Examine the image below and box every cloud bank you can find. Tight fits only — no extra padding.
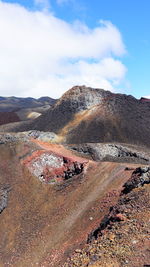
[0,1,126,98]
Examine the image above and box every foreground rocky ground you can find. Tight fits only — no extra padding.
[1,133,149,266]
[64,167,150,267]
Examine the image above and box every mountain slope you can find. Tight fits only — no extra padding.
[31,86,150,147]
[65,167,150,267]
[0,137,143,267]
[0,111,20,126]
[0,86,149,148]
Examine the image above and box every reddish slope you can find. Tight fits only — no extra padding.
[65,167,150,267]
[0,139,143,267]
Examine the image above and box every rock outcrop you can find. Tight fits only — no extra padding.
[22,150,86,184]
[122,166,150,193]
[68,143,150,164]
[0,185,11,214]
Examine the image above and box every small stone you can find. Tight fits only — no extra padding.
[115,213,126,221]
[108,233,115,241]
[132,240,138,244]
[82,258,90,265]
[75,249,82,253]
[89,247,97,254]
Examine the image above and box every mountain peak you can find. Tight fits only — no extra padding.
[56,85,112,112]
[62,85,110,98]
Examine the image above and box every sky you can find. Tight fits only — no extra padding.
[0,0,150,99]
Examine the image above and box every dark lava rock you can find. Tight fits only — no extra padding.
[122,166,150,194]
[0,185,11,214]
[68,143,150,164]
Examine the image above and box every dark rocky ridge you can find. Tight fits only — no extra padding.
[122,166,150,193]
[67,143,150,164]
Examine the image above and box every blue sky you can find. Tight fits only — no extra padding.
[0,0,150,98]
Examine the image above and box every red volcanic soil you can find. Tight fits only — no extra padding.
[0,111,20,125]
[0,139,143,267]
[22,140,88,183]
[31,139,89,162]
[65,168,150,267]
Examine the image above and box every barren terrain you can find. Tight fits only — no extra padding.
[0,86,150,267]
[0,137,146,266]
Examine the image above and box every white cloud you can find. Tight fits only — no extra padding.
[34,0,50,9]
[0,1,127,98]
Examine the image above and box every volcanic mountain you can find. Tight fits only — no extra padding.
[3,85,149,147]
[34,86,150,146]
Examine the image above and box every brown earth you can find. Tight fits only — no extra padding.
[64,168,150,267]
[0,112,20,125]
[0,138,144,267]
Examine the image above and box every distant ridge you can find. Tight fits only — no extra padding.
[0,95,57,126]
[0,96,57,112]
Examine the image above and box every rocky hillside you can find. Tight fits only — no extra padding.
[0,133,148,267]
[1,86,150,148]
[0,132,149,266]
[64,167,150,267]
[27,86,150,147]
